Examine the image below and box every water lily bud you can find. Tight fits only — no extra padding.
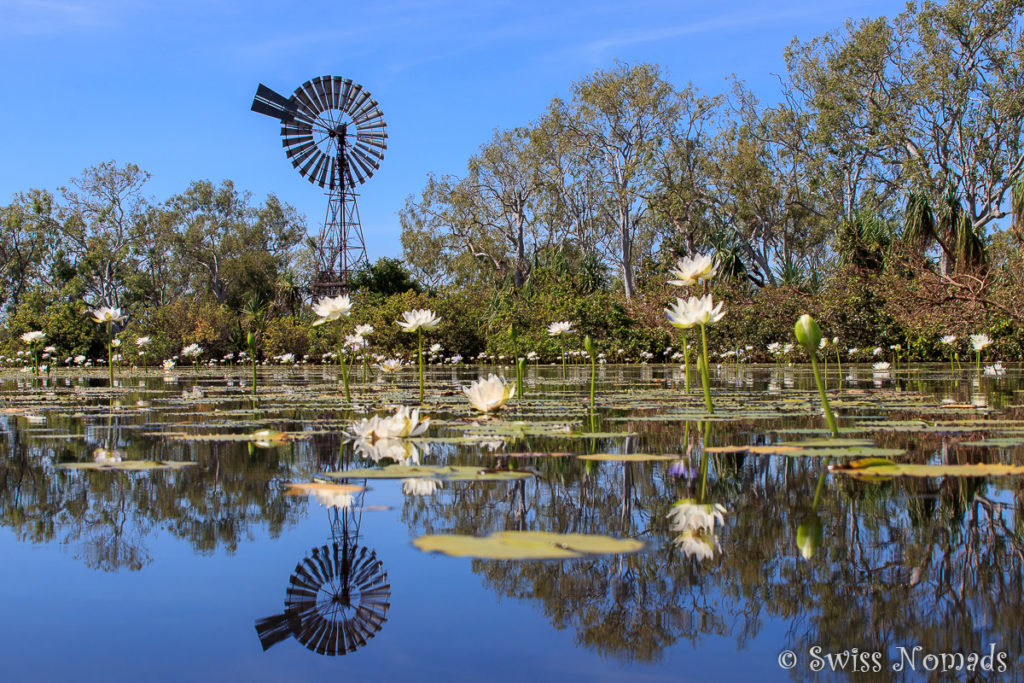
[247,332,256,349]
[584,335,595,357]
[517,357,526,372]
[508,325,518,342]
[794,314,822,354]
[796,513,823,559]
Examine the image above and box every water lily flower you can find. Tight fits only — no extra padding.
[354,324,374,336]
[111,338,121,348]
[547,321,574,336]
[74,355,87,365]
[348,406,429,441]
[397,309,441,332]
[667,253,718,287]
[311,294,353,326]
[181,344,203,358]
[377,358,405,373]
[665,298,697,330]
[162,359,176,369]
[344,333,367,351]
[940,335,956,345]
[970,334,992,351]
[136,336,151,347]
[684,294,725,326]
[873,361,891,371]
[463,374,516,413]
[89,307,126,323]
[402,478,442,497]
[20,331,45,344]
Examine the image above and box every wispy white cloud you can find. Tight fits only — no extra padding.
[0,0,112,36]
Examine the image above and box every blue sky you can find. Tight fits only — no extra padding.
[0,0,906,260]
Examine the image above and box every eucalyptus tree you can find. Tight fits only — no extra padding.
[785,1,1024,258]
[400,127,548,290]
[165,180,304,308]
[0,190,58,315]
[57,161,152,310]
[557,62,680,299]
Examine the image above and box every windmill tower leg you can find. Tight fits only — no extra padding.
[313,147,368,296]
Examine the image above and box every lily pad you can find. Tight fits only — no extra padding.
[284,482,365,496]
[413,531,644,559]
[57,460,197,471]
[576,453,677,462]
[829,458,1024,478]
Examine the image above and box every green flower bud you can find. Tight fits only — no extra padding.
[796,512,823,560]
[247,331,256,349]
[584,335,595,357]
[794,314,822,354]
[508,325,518,342]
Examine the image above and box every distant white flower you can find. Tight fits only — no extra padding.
[429,342,443,354]
[277,353,295,364]
[89,307,126,323]
[311,294,353,326]
[162,359,176,369]
[463,374,516,413]
[377,358,405,373]
[180,344,203,358]
[667,253,718,287]
[526,351,539,361]
[354,324,374,336]
[348,406,429,441]
[547,321,574,336]
[402,478,441,497]
[767,342,781,354]
[344,334,367,350]
[872,347,883,356]
[397,308,441,332]
[74,355,87,365]
[940,335,956,345]
[20,331,45,344]
[970,334,992,351]
[43,345,56,353]
[136,336,151,347]
[873,361,891,371]
[111,338,121,348]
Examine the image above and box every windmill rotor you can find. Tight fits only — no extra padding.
[252,77,387,190]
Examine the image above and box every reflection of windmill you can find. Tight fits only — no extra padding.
[255,503,390,656]
[251,76,387,294]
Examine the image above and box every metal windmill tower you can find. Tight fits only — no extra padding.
[251,76,387,294]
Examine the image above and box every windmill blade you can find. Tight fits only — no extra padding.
[345,153,367,185]
[327,156,338,190]
[354,141,384,161]
[349,146,380,175]
[298,150,323,180]
[251,98,294,123]
[339,80,358,113]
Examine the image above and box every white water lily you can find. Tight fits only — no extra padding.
[136,336,151,347]
[397,308,441,332]
[311,294,353,326]
[970,334,992,351]
[402,478,442,497]
[873,361,891,371]
[685,294,725,326]
[667,253,718,286]
[940,335,956,345]
[547,321,574,336]
[463,374,516,413]
[111,338,121,348]
[89,306,126,323]
[665,298,697,330]
[354,323,374,336]
[162,359,176,369]
[180,343,203,358]
[377,358,405,373]
[74,355,87,365]
[344,333,367,350]
[20,331,45,344]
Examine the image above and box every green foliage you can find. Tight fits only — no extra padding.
[348,257,423,296]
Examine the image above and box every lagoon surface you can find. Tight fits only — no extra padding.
[1,363,1021,681]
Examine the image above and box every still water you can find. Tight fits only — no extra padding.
[0,363,1021,681]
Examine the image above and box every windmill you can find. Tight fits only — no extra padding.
[251,76,387,294]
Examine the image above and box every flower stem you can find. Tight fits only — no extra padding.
[589,352,596,408]
[107,322,114,386]
[338,323,350,402]
[809,354,839,437]
[976,350,981,375]
[834,347,842,386]
[418,329,424,403]
[681,331,691,393]
[698,323,713,414]
[561,339,566,380]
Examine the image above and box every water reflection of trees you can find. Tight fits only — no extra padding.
[402,431,1024,669]
[0,412,315,571]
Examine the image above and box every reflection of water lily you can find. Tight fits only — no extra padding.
[349,406,430,440]
[668,500,726,533]
[93,448,123,464]
[402,478,441,497]
[463,374,516,413]
[984,362,1006,376]
[311,489,354,509]
[673,529,718,561]
[352,437,423,465]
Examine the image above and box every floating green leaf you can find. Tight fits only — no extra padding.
[57,460,197,471]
